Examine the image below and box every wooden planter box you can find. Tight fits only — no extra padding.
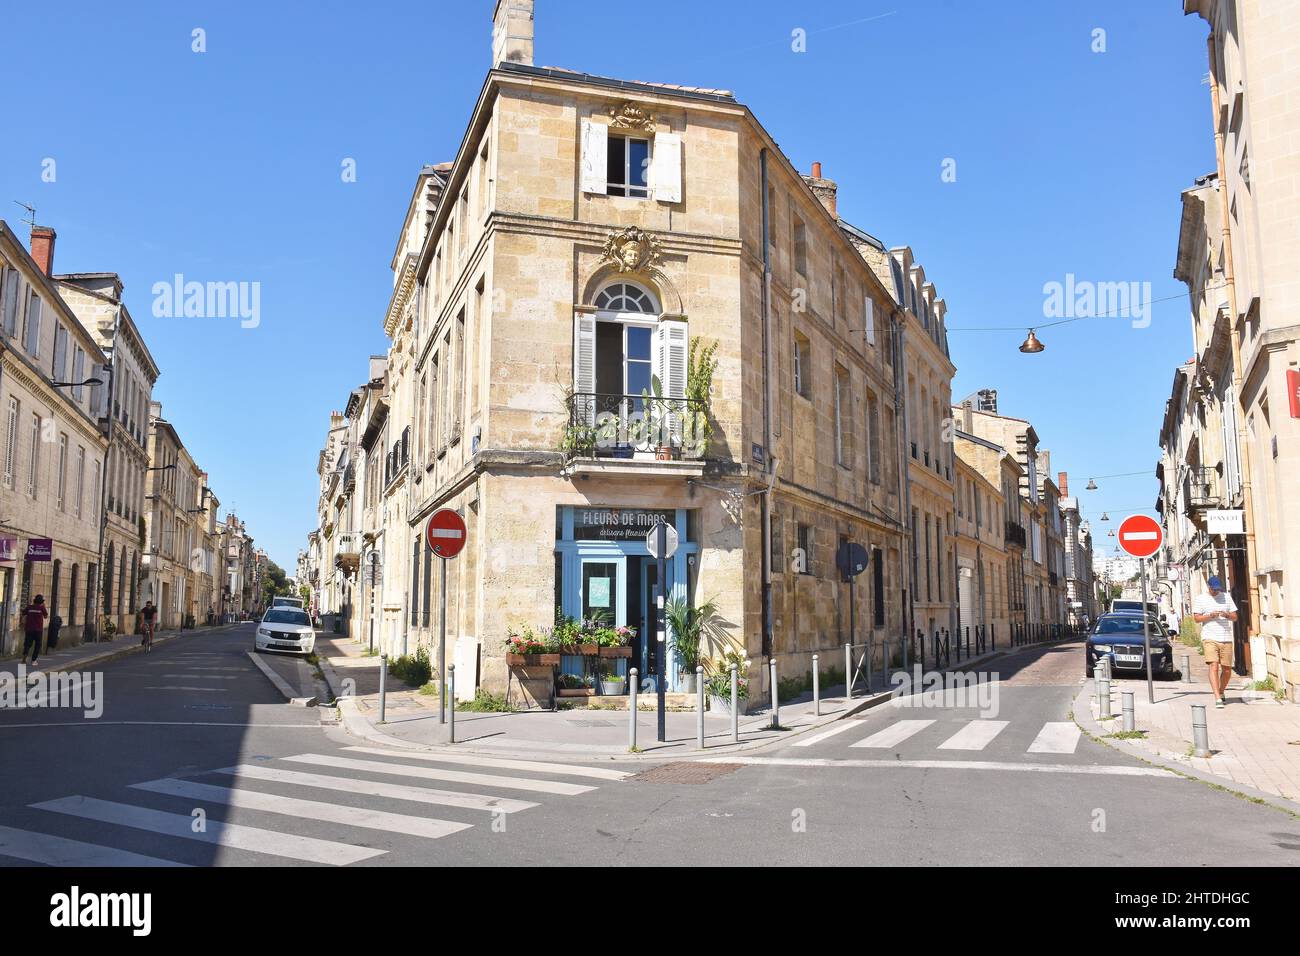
[506,653,561,666]
[559,644,600,656]
[598,646,633,659]
[556,687,596,697]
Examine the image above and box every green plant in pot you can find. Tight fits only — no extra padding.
[665,596,727,694]
[598,667,626,696]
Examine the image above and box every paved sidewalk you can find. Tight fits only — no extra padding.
[1075,642,1300,811]
[0,624,238,679]
[317,631,1075,760]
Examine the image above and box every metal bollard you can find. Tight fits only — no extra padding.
[844,643,853,700]
[696,665,705,749]
[1098,666,1111,719]
[812,655,820,716]
[1181,654,1192,683]
[769,657,779,730]
[1191,704,1210,757]
[448,664,456,744]
[379,653,388,724]
[729,664,739,743]
[629,668,639,750]
[1122,691,1135,732]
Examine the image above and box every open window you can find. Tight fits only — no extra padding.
[572,282,687,455]
[580,119,681,203]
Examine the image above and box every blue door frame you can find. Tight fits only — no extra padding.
[555,507,696,690]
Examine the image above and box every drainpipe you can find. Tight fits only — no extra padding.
[760,149,774,660]
[893,307,915,648]
[89,300,120,642]
[1207,34,1262,659]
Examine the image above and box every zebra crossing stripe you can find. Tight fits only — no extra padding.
[1027,722,1082,754]
[792,720,865,748]
[342,746,630,781]
[937,720,1009,751]
[215,764,538,813]
[849,719,935,748]
[130,778,472,840]
[280,754,596,795]
[32,795,384,866]
[0,823,188,867]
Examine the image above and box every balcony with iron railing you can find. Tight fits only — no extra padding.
[563,392,709,476]
[1184,466,1221,516]
[1004,520,1027,548]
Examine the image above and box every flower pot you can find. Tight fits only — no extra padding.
[557,687,595,697]
[709,694,748,716]
[655,445,677,461]
[598,646,633,658]
[679,672,698,695]
[507,653,561,666]
[598,679,626,696]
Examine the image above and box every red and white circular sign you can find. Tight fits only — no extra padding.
[425,508,467,559]
[1117,514,1162,559]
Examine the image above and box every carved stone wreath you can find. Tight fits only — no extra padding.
[609,101,656,132]
[600,226,663,274]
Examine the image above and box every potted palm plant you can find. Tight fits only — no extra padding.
[665,596,726,694]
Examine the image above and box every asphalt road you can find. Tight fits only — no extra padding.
[1,629,1297,866]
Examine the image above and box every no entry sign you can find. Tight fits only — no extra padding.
[1117,514,1162,559]
[426,508,467,559]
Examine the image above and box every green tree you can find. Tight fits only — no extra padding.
[260,559,294,608]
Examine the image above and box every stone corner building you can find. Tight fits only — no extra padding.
[308,0,971,701]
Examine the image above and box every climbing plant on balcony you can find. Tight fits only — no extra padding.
[684,338,719,457]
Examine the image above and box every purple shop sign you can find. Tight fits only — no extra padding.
[25,538,53,562]
[0,536,15,563]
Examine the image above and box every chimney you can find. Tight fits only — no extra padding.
[492,0,534,68]
[802,162,838,220]
[30,226,56,276]
[1058,472,1069,497]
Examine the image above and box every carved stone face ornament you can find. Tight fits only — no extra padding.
[601,226,662,274]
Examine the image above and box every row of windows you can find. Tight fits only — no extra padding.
[0,265,99,419]
[2,396,99,522]
[792,331,890,486]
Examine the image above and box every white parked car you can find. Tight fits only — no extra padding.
[255,607,315,655]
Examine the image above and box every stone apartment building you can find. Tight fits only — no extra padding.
[953,446,1010,651]
[304,0,954,700]
[54,271,159,637]
[1057,472,1097,627]
[1180,0,1300,693]
[0,222,109,651]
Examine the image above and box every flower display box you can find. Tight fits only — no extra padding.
[556,688,596,698]
[598,646,633,659]
[506,653,561,666]
[559,644,600,656]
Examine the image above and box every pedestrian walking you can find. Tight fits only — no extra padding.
[21,595,48,668]
[141,600,157,652]
[1193,575,1238,709]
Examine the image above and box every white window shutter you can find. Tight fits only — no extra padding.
[654,320,688,444]
[573,313,596,425]
[580,120,607,195]
[864,296,876,345]
[652,133,682,203]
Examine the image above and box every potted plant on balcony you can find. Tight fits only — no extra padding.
[682,339,719,460]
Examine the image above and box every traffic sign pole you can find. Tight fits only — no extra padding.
[440,557,448,724]
[425,508,467,728]
[656,519,667,743]
[1141,557,1154,704]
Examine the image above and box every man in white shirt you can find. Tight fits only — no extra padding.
[1192,575,1237,708]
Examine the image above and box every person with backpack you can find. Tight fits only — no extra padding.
[21,595,48,668]
[141,600,157,652]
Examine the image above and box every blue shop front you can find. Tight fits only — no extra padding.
[554,505,697,691]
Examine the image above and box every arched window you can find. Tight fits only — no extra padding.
[594,282,657,314]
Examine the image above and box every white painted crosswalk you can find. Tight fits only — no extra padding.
[0,747,623,867]
[803,716,1086,756]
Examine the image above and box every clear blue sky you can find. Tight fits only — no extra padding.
[1,0,1213,569]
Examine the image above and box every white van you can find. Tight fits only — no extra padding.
[270,596,305,610]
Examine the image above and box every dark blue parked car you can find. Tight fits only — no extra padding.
[1085,613,1179,679]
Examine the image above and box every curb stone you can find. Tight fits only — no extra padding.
[1071,682,1300,818]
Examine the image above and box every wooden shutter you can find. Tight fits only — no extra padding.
[580,119,607,195]
[573,313,596,425]
[863,296,876,345]
[654,320,688,442]
[652,133,682,203]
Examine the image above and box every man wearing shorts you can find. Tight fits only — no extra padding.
[141,600,157,651]
[1193,575,1237,709]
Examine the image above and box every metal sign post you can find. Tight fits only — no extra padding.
[1140,558,1154,705]
[426,508,468,727]
[646,518,678,743]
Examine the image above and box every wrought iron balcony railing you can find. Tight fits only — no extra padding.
[1184,466,1220,514]
[565,392,709,460]
[1004,520,1027,548]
